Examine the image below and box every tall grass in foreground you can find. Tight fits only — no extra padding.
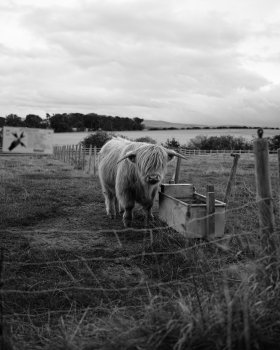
[1,154,280,349]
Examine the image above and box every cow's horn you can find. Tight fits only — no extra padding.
[117,151,136,164]
[167,150,188,160]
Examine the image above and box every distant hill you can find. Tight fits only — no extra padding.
[143,119,204,130]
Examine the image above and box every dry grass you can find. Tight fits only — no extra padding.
[1,153,280,349]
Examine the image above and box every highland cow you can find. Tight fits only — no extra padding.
[98,138,187,227]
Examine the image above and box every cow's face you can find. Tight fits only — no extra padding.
[118,144,188,186]
[123,145,175,186]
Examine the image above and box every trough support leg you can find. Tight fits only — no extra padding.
[206,185,215,239]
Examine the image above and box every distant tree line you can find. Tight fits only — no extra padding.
[81,131,157,149]
[82,131,280,152]
[165,135,280,151]
[149,125,279,131]
[0,113,144,132]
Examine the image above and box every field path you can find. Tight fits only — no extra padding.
[1,156,186,348]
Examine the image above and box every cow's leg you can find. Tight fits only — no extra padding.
[143,205,154,226]
[123,204,134,227]
[118,197,135,227]
[115,197,124,216]
[116,188,135,227]
[118,202,124,215]
[104,191,116,218]
[143,189,157,226]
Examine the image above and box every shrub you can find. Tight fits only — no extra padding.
[268,135,280,151]
[81,130,112,148]
[187,135,252,150]
[134,136,157,144]
[162,137,181,149]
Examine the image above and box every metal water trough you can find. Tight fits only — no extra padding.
[159,183,226,239]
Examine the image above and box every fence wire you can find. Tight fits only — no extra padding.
[1,149,280,340]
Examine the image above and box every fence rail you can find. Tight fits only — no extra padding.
[53,144,100,175]
[52,145,279,175]
[178,148,278,155]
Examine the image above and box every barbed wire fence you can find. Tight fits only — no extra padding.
[1,132,280,348]
[52,144,279,176]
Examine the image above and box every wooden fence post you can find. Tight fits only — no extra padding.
[278,148,280,210]
[74,145,78,168]
[93,146,97,176]
[62,146,66,162]
[87,145,93,174]
[206,185,215,239]
[224,153,240,204]
[174,157,182,184]
[71,145,74,165]
[68,145,71,163]
[65,145,68,162]
[78,144,82,169]
[253,128,276,253]
[82,145,86,170]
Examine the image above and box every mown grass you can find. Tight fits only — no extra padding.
[1,154,280,349]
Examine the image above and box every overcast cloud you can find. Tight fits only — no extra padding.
[0,0,280,126]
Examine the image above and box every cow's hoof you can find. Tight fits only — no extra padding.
[107,213,116,219]
[123,220,132,228]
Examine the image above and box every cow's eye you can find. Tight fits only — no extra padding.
[168,154,175,162]
[128,154,136,163]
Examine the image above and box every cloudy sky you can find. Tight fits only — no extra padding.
[1,0,280,126]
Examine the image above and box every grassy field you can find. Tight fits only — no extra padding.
[1,153,280,349]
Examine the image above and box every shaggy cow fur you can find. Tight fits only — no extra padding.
[98,138,186,227]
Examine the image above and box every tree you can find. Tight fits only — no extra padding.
[135,136,157,144]
[81,130,112,148]
[49,114,72,132]
[24,114,43,128]
[268,135,280,151]
[0,117,5,127]
[5,114,23,127]
[187,135,252,150]
[133,117,144,130]
[162,137,181,149]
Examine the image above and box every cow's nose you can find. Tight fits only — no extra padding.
[147,175,160,184]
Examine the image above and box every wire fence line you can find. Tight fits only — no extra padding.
[0,194,259,236]
[52,144,279,175]
[1,258,272,296]
[1,229,264,269]
[1,198,274,297]
[1,137,280,335]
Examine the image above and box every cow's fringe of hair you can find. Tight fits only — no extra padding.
[136,144,168,174]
